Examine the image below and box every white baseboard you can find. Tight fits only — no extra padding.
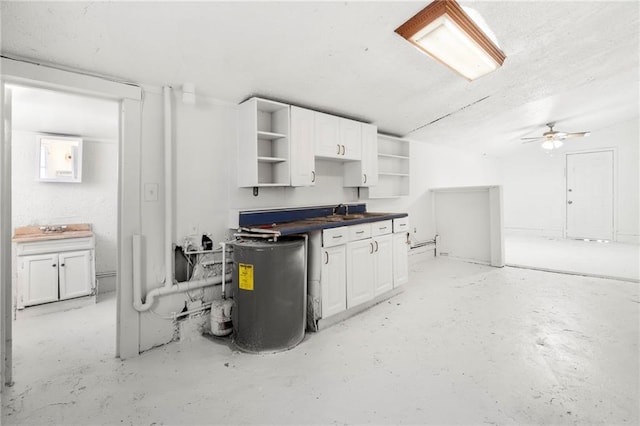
[616,234,640,244]
[505,227,563,238]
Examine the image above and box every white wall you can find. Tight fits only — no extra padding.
[367,141,502,244]
[501,118,639,242]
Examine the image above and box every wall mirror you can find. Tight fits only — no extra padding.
[38,135,83,183]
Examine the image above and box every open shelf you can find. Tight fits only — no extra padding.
[362,134,411,199]
[238,98,291,187]
[258,156,287,163]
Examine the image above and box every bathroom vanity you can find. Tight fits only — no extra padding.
[12,224,96,309]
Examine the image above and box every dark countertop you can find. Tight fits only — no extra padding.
[244,212,408,236]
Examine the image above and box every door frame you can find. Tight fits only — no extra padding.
[564,147,617,241]
[1,57,143,390]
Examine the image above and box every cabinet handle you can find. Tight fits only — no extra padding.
[324,251,329,264]
[369,242,374,254]
[363,174,367,184]
[52,264,57,267]
[375,241,379,252]
[311,170,315,182]
[379,226,387,231]
[356,230,365,234]
[341,145,345,155]
[332,235,343,239]
[60,263,65,267]
[337,144,341,155]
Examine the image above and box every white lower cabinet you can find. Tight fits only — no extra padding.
[346,238,375,308]
[319,217,409,320]
[373,234,393,296]
[320,245,347,318]
[393,218,410,287]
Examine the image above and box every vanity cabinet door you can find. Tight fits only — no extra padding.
[314,111,341,159]
[373,234,393,296]
[19,253,59,307]
[59,250,93,300]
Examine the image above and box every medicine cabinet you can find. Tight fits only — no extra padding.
[38,135,83,183]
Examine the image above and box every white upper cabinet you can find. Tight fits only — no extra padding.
[238,98,291,187]
[314,111,341,159]
[344,123,378,187]
[338,117,362,161]
[314,111,362,161]
[290,106,316,186]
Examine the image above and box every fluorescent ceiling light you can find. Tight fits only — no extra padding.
[395,0,506,80]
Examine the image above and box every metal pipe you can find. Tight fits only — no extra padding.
[163,86,174,287]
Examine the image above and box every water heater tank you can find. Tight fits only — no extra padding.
[231,237,306,353]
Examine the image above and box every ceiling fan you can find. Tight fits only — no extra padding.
[521,122,591,150]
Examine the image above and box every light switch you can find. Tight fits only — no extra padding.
[144,183,159,202]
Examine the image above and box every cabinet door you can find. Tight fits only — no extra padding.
[19,253,59,307]
[373,235,393,296]
[59,250,93,300]
[393,232,409,287]
[320,245,347,318]
[290,106,316,186]
[346,239,375,308]
[361,123,378,186]
[339,118,362,160]
[314,111,341,159]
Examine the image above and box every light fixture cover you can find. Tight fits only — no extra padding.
[395,0,506,80]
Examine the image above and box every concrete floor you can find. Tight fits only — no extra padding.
[506,235,640,282]
[2,256,639,425]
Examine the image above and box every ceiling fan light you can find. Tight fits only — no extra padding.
[541,140,554,150]
[553,140,563,149]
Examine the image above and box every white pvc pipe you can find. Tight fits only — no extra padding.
[132,233,232,312]
[163,86,174,287]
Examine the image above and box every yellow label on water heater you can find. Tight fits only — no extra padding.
[238,263,254,290]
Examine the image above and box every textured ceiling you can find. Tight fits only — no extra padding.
[1,1,638,156]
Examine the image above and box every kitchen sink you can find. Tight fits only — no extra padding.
[306,212,391,223]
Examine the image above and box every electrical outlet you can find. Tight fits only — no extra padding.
[144,183,159,202]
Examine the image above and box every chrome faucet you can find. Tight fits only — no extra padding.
[333,203,349,215]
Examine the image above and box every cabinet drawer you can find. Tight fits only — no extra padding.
[322,226,349,248]
[348,223,371,241]
[393,217,410,233]
[16,236,95,256]
[371,220,393,236]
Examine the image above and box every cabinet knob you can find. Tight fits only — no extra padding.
[52,264,57,267]
[60,263,65,267]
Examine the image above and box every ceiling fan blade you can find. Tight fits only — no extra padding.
[520,136,544,141]
[565,131,591,138]
[521,139,540,144]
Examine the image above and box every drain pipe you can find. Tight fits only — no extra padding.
[133,234,232,312]
[163,86,175,287]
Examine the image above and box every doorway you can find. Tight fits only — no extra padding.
[2,57,144,389]
[566,150,614,240]
[9,84,119,383]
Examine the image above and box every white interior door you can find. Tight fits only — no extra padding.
[566,150,614,240]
